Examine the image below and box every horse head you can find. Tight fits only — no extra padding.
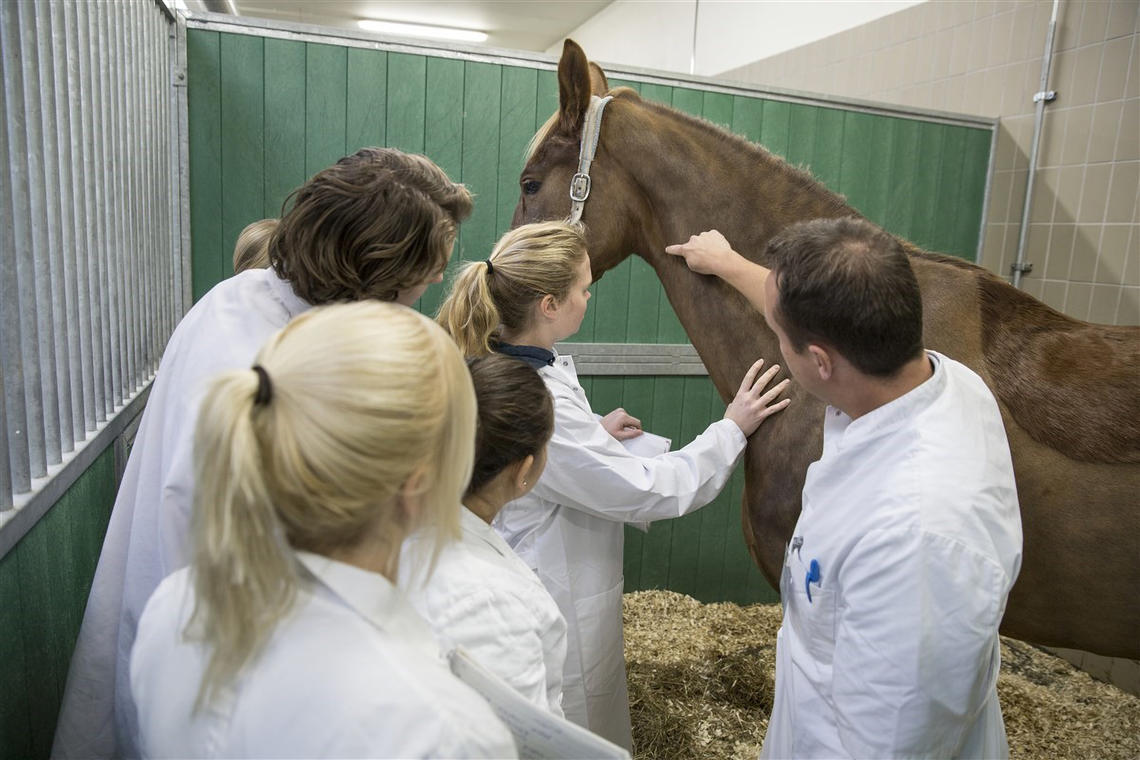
[512,40,646,280]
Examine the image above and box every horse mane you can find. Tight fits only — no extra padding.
[635,95,855,221]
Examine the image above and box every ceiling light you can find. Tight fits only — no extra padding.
[357,19,488,43]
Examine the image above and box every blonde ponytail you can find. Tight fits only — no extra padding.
[436,260,501,357]
[190,367,295,709]
[436,221,588,356]
[187,301,476,709]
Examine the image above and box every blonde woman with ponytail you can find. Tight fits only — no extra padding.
[128,302,515,758]
[436,221,792,751]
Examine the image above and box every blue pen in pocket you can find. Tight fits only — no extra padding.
[805,559,821,603]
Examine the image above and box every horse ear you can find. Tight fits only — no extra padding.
[557,39,592,136]
[588,62,610,96]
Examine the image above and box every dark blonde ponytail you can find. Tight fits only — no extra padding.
[436,221,588,356]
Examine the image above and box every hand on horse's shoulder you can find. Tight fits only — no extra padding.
[724,358,791,437]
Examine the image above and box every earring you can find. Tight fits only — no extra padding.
[522,480,528,486]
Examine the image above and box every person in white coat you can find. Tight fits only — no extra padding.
[666,220,1022,758]
[436,221,791,750]
[401,353,567,715]
[129,301,516,757]
[54,148,473,759]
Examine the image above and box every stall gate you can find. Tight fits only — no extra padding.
[185,18,994,609]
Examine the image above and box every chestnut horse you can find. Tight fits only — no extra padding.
[513,41,1140,659]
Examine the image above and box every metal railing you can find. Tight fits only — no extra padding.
[0,0,184,547]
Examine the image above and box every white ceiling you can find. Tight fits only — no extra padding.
[204,1,613,53]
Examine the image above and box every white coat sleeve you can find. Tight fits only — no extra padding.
[830,526,1007,758]
[533,394,747,524]
[431,585,557,714]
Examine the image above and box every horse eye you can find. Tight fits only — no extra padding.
[522,179,542,195]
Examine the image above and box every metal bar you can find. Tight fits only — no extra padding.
[0,383,152,560]
[976,119,1000,266]
[78,0,107,425]
[37,0,76,455]
[12,2,51,477]
[139,3,155,376]
[90,1,113,420]
[66,0,96,434]
[0,1,31,499]
[110,0,132,403]
[554,343,709,376]
[173,13,191,318]
[0,373,10,510]
[145,3,162,376]
[155,6,172,368]
[1012,0,1060,288]
[97,2,122,410]
[125,0,142,395]
[53,0,87,444]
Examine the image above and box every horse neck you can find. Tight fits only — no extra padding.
[610,99,854,398]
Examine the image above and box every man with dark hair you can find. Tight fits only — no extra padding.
[666,219,1022,759]
[55,148,472,760]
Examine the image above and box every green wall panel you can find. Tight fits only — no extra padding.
[0,449,117,759]
[186,28,992,604]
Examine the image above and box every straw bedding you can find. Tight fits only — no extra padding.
[623,590,1140,760]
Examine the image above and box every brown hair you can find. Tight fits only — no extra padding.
[437,221,587,356]
[766,217,924,377]
[466,354,554,495]
[269,148,473,304]
[232,218,277,273]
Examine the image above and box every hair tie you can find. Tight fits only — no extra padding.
[484,259,494,276]
[251,365,273,406]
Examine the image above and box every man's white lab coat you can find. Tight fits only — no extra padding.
[761,352,1022,759]
[130,553,517,758]
[494,354,746,751]
[53,268,311,759]
[400,506,569,715]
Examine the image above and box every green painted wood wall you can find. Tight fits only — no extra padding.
[186,29,992,606]
[0,448,117,758]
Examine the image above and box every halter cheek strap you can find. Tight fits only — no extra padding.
[568,94,614,224]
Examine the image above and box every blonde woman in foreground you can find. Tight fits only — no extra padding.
[436,221,791,751]
[129,302,516,758]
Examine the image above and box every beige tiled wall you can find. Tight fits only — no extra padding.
[723,0,1140,327]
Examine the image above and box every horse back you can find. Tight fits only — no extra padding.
[915,252,1139,465]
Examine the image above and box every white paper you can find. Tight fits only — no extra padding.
[449,648,632,760]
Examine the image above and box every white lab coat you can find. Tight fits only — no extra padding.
[494,354,746,751]
[399,506,569,716]
[130,552,518,758]
[53,268,312,759]
[761,352,1022,759]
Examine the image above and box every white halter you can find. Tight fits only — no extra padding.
[568,95,614,224]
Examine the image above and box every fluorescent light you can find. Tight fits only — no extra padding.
[357,19,488,43]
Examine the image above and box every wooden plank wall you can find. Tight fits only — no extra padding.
[186,29,992,605]
[0,449,117,757]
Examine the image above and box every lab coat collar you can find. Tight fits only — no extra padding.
[263,270,312,321]
[294,551,440,661]
[460,506,515,559]
[823,351,946,453]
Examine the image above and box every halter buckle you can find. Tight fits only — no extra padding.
[569,172,592,203]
